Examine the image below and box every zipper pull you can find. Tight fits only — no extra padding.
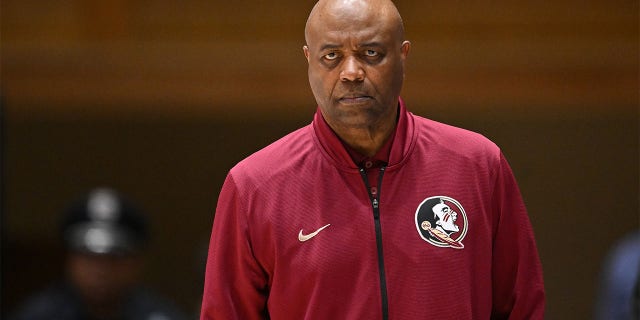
[372,198,379,209]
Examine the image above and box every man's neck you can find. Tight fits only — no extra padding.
[331,119,396,157]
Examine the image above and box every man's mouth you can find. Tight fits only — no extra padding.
[338,95,373,105]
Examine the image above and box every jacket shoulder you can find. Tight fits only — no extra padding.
[228,124,315,182]
[413,115,501,158]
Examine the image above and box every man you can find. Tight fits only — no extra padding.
[200,0,545,319]
[10,188,187,320]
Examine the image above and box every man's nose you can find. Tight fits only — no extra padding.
[340,56,364,82]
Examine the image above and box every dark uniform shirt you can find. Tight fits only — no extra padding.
[10,281,188,320]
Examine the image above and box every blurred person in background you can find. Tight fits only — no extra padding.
[10,187,188,320]
[595,231,640,320]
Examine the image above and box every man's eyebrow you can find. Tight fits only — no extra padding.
[358,42,384,48]
[319,44,341,51]
[318,42,384,51]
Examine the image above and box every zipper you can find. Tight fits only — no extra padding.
[359,166,389,320]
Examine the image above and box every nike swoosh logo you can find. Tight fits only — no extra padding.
[298,224,331,242]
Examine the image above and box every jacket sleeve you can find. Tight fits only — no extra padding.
[200,173,269,320]
[490,153,545,319]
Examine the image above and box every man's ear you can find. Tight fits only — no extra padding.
[401,41,411,60]
[303,45,310,62]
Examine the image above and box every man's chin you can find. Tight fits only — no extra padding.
[335,118,379,130]
[322,104,387,129]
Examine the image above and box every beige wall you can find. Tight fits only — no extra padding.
[2,1,638,319]
[2,1,636,114]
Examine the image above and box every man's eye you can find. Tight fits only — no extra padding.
[324,52,338,60]
[365,50,378,57]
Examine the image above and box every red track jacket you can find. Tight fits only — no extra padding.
[201,100,545,319]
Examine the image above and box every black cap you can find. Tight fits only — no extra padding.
[61,188,149,255]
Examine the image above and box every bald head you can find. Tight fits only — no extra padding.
[302,0,410,156]
[305,0,405,46]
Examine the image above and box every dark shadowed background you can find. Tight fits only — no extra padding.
[2,1,638,319]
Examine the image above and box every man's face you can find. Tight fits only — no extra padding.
[304,3,410,130]
[67,251,142,306]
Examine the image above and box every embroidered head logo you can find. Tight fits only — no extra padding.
[415,196,468,249]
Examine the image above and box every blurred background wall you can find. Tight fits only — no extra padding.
[1,0,638,318]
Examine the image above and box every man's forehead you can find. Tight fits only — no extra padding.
[311,28,390,48]
[310,9,380,31]
[306,18,397,49]
[305,0,403,46]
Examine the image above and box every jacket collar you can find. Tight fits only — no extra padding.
[312,97,415,171]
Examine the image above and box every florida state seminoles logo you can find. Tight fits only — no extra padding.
[415,196,468,249]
